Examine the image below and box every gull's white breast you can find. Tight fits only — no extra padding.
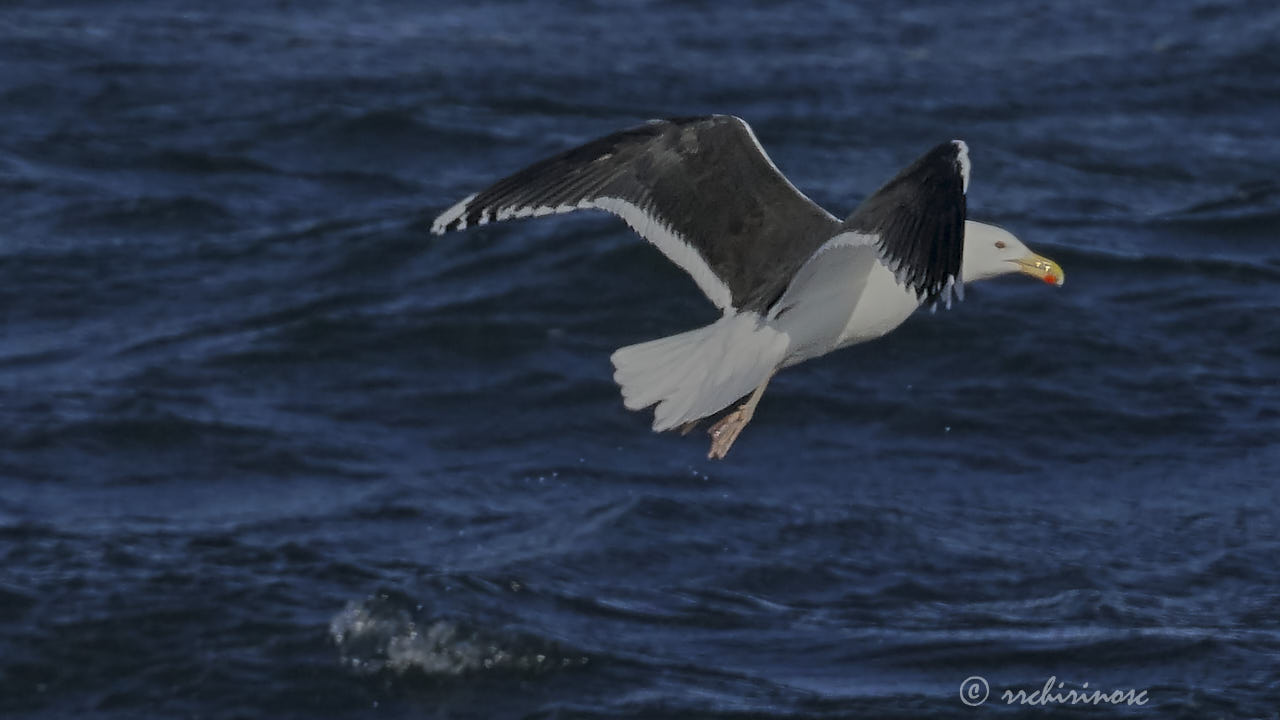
[833,262,922,348]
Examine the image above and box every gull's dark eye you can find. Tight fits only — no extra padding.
[994,241,1007,249]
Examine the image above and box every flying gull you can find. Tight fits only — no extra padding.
[431,115,1063,459]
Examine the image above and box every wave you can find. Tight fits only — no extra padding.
[136,149,279,175]
[10,411,261,453]
[330,590,590,679]
[50,195,235,235]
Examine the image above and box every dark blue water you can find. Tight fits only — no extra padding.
[2,2,1278,718]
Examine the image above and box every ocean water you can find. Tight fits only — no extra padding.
[2,1,1278,718]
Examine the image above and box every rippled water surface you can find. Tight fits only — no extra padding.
[2,1,1279,718]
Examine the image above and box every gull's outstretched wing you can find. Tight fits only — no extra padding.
[762,139,970,360]
[839,139,969,309]
[431,115,840,314]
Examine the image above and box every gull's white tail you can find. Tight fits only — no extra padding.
[610,313,789,431]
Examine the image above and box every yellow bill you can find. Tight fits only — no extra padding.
[1015,253,1065,286]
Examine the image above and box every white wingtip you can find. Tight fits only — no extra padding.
[929,274,965,313]
[430,192,477,235]
[952,140,970,194]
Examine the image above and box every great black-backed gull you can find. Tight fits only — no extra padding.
[431,115,1063,459]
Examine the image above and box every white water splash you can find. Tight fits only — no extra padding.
[329,593,588,677]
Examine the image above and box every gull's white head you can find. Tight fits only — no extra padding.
[960,221,1064,286]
